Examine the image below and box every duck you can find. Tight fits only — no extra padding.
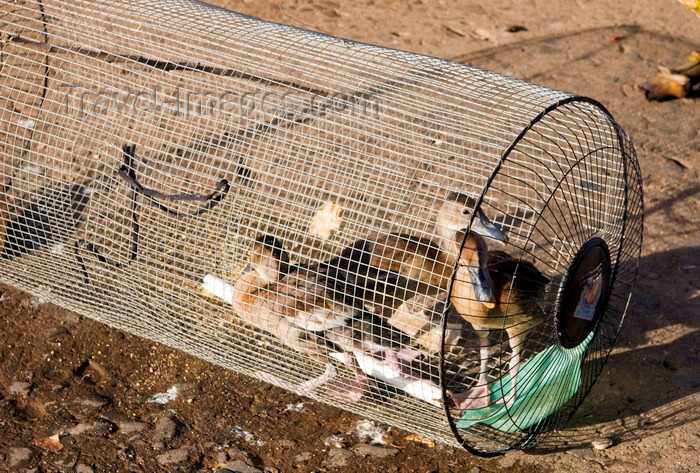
[448,235,550,410]
[232,234,354,359]
[322,192,508,319]
[232,235,425,403]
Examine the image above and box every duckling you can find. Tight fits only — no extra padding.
[324,192,508,318]
[231,235,326,358]
[232,235,412,402]
[254,310,428,404]
[434,192,508,262]
[448,236,550,410]
[233,235,382,356]
[232,235,359,400]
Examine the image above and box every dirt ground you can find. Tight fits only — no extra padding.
[1,0,699,472]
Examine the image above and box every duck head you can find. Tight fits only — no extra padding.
[458,231,497,309]
[244,234,290,284]
[438,192,508,246]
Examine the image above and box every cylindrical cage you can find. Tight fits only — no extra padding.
[0,0,643,453]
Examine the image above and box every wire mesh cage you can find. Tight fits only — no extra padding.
[0,0,643,454]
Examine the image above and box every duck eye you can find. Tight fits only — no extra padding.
[462,208,470,215]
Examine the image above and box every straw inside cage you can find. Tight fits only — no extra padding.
[0,0,642,454]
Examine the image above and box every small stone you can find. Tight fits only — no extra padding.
[61,311,81,325]
[353,420,388,445]
[495,454,517,469]
[468,467,481,473]
[571,446,596,459]
[225,446,253,463]
[156,447,190,465]
[119,421,150,435]
[221,460,262,473]
[277,439,297,448]
[293,451,313,463]
[152,416,178,445]
[9,381,32,397]
[45,326,70,336]
[8,447,33,468]
[148,386,178,405]
[66,394,110,410]
[67,420,115,436]
[76,464,95,473]
[52,453,79,470]
[326,448,354,468]
[592,438,614,450]
[645,451,662,461]
[351,444,399,458]
[17,118,36,129]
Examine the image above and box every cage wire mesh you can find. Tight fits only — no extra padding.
[0,0,643,454]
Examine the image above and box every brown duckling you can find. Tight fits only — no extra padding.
[449,236,550,410]
[232,235,354,359]
[232,235,414,403]
[324,192,507,318]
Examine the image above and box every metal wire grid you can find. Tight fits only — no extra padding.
[442,100,642,452]
[0,0,642,452]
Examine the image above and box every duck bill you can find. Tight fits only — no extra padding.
[467,266,496,309]
[471,211,508,245]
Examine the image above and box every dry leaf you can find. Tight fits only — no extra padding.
[639,51,700,101]
[638,67,690,100]
[34,433,63,453]
[677,0,700,16]
[405,434,436,447]
[674,51,700,78]
[309,201,342,240]
[667,157,692,170]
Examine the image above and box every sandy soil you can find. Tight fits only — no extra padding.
[1,0,699,472]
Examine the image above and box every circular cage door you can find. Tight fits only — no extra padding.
[443,97,643,454]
